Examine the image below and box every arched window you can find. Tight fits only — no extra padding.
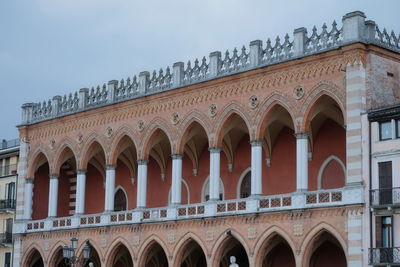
[114,188,127,211]
[202,177,224,202]
[240,171,251,198]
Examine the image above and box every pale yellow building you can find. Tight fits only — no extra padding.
[0,139,18,267]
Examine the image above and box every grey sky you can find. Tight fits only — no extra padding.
[0,0,399,140]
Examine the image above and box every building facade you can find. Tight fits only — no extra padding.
[12,11,400,267]
[367,106,400,266]
[0,139,19,267]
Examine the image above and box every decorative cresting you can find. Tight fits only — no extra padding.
[21,11,398,125]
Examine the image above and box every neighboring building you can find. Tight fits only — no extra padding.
[367,106,400,266]
[11,11,400,267]
[0,139,19,267]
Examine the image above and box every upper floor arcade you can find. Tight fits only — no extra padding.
[15,11,400,234]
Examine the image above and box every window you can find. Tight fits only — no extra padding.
[381,216,393,248]
[114,188,127,211]
[202,178,224,202]
[379,121,392,140]
[378,161,392,205]
[239,171,251,198]
[4,252,11,267]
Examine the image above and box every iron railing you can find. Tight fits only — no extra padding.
[370,188,400,207]
[369,247,400,265]
[1,139,19,150]
[0,233,12,244]
[0,164,17,177]
[0,199,16,210]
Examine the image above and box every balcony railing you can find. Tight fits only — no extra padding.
[370,188,400,208]
[0,199,16,211]
[0,233,12,244]
[0,164,17,177]
[369,247,400,265]
[1,139,19,150]
[14,186,363,234]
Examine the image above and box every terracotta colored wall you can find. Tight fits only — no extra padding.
[321,160,345,189]
[182,147,209,203]
[147,158,171,208]
[32,163,49,220]
[265,127,296,195]
[225,135,251,200]
[57,170,71,217]
[309,119,346,190]
[115,159,137,209]
[311,242,346,267]
[85,164,105,214]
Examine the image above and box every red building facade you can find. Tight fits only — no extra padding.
[13,11,400,267]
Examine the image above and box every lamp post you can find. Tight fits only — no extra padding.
[63,237,92,267]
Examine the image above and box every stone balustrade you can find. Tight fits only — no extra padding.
[14,186,363,234]
[19,11,400,126]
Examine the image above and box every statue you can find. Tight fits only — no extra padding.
[229,256,239,267]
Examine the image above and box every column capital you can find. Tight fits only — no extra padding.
[106,164,116,170]
[208,147,222,153]
[294,132,309,139]
[77,169,87,175]
[250,140,264,146]
[171,154,184,160]
[137,159,149,165]
[50,174,59,180]
[25,178,34,184]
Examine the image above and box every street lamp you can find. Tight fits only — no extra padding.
[62,237,91,266]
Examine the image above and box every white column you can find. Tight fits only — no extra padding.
[104,165,116,212]
[296,133,309,191]
[209,147,221,201]
[171,154,183,205]
[251,140,263,196]
[48,174,59,217]
[23,178,34,220]
[137,160,148,208]
[75,170,86,215]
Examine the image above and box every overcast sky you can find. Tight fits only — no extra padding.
[0,0,399,140]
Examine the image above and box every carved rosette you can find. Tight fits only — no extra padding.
[106,127,113,138]
[138,120,145,132]
[171,112,180,125]
[209,104,217,117]
[293,85,305,100]
[249,95,259,109]
[77,133,83,144]
[50,138,56,149]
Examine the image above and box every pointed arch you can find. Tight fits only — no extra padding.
[22,244,46,267]
[201,176,225,202]
[299,222,347,267]
[300,82,345,133]
[177,110,212,154]
[79,133,108,170]
[210,229,250,267]
[137,235,170,267]
[27,147,51,178]
[168,178,190,204]
[53,143,78,175]
[140,118,175,159]
[76,238,103,265]
[104,236,135,267]
[254,95,296,139]
[48,241,68,267]
[114,186,128,211]
[109,125,139,165]
[253,226,298,267]
[172,232,209,267]
[317,155,346,189]
[236,167,251,199]
[214,102,252,147]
